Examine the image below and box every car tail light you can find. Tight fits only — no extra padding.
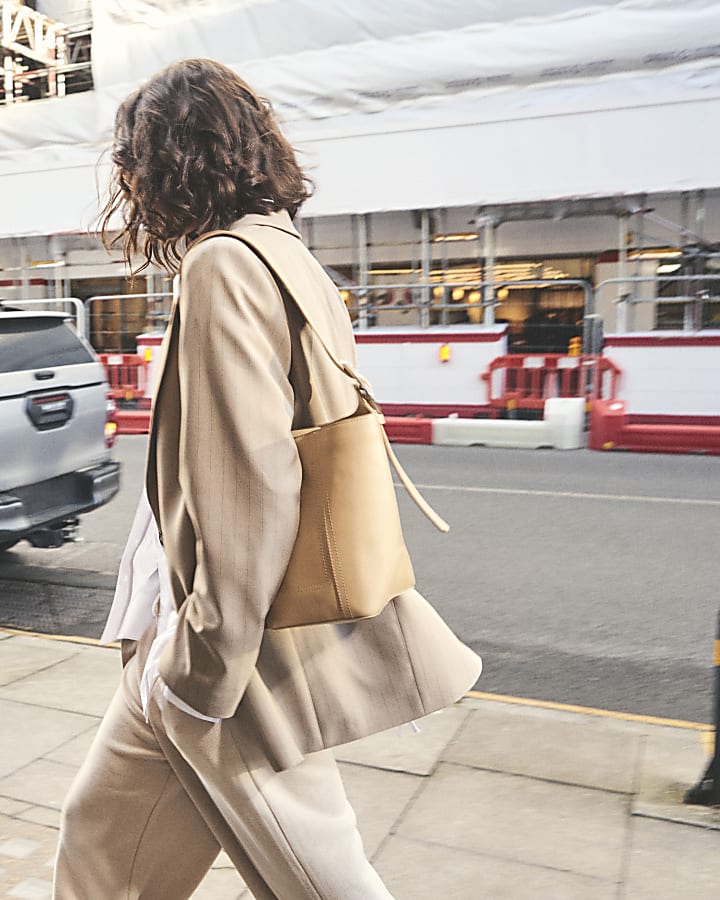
[105,395,118,448]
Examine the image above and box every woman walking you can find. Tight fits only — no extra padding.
[53,58,481,899]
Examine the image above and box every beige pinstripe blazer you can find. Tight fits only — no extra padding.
[145,210,481,769]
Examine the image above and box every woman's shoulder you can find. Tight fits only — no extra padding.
[182,231,262,277]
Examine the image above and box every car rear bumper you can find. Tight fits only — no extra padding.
[0,462,121,541]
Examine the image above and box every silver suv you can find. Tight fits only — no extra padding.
[0,309,120,550]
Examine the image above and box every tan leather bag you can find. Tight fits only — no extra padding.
[194,231,448,629]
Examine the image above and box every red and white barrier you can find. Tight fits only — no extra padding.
[99,353,149,403]
[589,400,720,455]
[386,398,586,450]
[482,354,620,414]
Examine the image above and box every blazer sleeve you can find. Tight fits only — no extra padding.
[157,235,301,719]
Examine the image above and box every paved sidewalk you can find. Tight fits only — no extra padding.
[0,630,718,900]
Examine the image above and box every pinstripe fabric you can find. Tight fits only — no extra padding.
[144,211,481,764]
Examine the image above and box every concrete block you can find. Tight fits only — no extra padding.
[545,397,586,449]
[432,397,585,449]
[431,417,555,449]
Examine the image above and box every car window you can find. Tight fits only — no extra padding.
[0,318,94,373]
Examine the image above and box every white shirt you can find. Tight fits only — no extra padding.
[101,490,220,723]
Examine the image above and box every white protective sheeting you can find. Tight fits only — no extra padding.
[36,2,92,28]
[3,0,720,236]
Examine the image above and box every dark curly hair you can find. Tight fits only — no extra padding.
[99,58,313,273]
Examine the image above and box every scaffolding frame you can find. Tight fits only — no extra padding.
[0,1,91,104]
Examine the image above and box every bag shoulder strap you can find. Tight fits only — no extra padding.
[189,229,357,384]
[186,229,449,533]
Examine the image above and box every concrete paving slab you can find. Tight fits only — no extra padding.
[633,725,720,830]
[624,817,720,900]
[0,699,96,779]
[43,726,98,768]
[338,763,420,857]
[0,646,119,717]
[397,762,627,881]
[190,866,247,899]
[374,834,616,900]
[0,801,30,818]
[8,542,121,578]
[445,702,641,793]
[0,637,77,688]
[335,706,469,776]
[0,760,77,811]
[16,807,61,831]
[0,815,58,898]
[211,850,234,869]
[7,876,53,898]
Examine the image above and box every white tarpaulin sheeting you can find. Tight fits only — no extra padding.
[3,0,720,236]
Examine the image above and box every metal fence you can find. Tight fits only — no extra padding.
[86,292,173,352]
[598,274,720,333]
[10,274,720,355]
[337,277,593,354]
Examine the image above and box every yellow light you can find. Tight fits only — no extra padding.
[105,421,118,439]
[451,288,465,301]
[339,290,351,304]
[467,290,481,303]
[497,287,510,301]
[431,233,477,243]
[143,347,153,362]
[432,286,445,298]
[438,343,451,363]
[628,248,682,260]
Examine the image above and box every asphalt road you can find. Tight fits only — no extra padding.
[2,435,719,724]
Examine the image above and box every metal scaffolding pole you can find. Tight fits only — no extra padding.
[420,209,431,328]
[616,213,629,333]
[356,213,369,330]
[482,218,496,327]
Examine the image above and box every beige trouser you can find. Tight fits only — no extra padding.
[53,647,393,899]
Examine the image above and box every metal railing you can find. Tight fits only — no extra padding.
[597,275,720,333]
[341,277,592,331]
[9,273,720,356]
[86,292,173,351]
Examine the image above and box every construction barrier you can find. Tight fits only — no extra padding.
[114,408,152,435]
[382,416,433,444]
[99,353,149,403]
[481,354,621,414]
[431,398,585,449]
[589,400,720,455]
[383,399,586,450]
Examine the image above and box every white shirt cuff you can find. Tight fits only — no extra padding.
[161,683,222,723]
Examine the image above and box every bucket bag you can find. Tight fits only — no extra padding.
[191,231,448,629]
